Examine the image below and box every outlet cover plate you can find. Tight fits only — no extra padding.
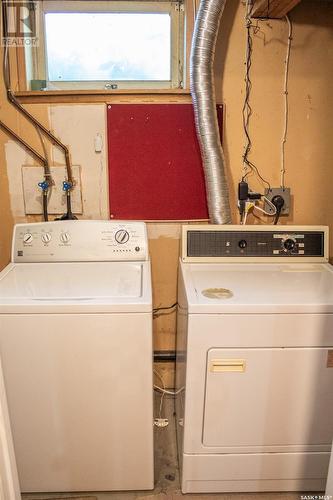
[264,187,290,215]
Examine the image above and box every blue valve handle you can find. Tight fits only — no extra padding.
[38,180,49,192]
[62,181,73,192]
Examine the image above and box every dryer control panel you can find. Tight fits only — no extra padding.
[12,221,148,262]
[182,225,329,263]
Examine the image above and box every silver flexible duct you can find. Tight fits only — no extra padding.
[190,0,232,224]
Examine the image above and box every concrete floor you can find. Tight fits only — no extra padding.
[22,395,323,500]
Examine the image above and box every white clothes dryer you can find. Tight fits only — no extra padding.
[176,225,333,494]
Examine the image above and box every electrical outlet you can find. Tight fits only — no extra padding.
[154,418,169,428]
[264,187,290,215]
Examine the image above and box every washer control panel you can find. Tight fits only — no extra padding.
[12,221,148,262]
[182,225,329,262]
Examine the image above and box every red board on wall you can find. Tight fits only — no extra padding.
[107,104,223,220]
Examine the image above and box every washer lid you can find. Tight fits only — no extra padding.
[0,262,152,313]
[181,262,333,313]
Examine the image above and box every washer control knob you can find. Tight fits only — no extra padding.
[41,232,52,244]
[60,232,71,244]
[115,229,130,244]
[283,238,296,252]
[238,239,247,249]
[23,233,33,244]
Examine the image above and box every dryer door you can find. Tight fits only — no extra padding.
[203,347,333,453]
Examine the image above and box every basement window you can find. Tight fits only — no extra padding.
[27,0,184,91]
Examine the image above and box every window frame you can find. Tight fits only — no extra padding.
[27,0,184,91]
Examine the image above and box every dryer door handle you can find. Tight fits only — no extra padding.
[210,359,246,373]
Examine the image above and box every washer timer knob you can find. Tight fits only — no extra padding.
[60,232,71,244]
[283,238,296,252]
[41,233,52,244]
[115,229,130,244]
[23,233,33,244]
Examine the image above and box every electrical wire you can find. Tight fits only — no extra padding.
[154,385,184,396]
[280,14,292,189]
[153,369,166,419]
[153,370,184,396]
[242,201,254,225]
[153,369,184,423]
[242,0,271,190]
[254,196,277,216]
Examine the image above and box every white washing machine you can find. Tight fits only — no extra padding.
[0,220,153,493]
[0,356,20,499]
[176,224,333,494]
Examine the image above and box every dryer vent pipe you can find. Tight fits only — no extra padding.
[190,0,232,224]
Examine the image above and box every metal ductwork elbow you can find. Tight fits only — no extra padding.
[190,0,232,224]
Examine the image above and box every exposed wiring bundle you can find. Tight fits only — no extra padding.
[241,0,271,191]
[239,1,293,225]
[238,180,278,224]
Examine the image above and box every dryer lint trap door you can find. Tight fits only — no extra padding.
[204,347,333,453]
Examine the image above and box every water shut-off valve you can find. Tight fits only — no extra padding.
[62,180,73,192]
[38,180,49,193]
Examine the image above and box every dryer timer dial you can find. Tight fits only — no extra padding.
[283,238,297,252]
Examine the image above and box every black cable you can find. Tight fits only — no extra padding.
[272,195,284,225]
[242,159,271,189]
[55,192,77,220]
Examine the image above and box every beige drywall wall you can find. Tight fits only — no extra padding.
[0,0,333,384]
